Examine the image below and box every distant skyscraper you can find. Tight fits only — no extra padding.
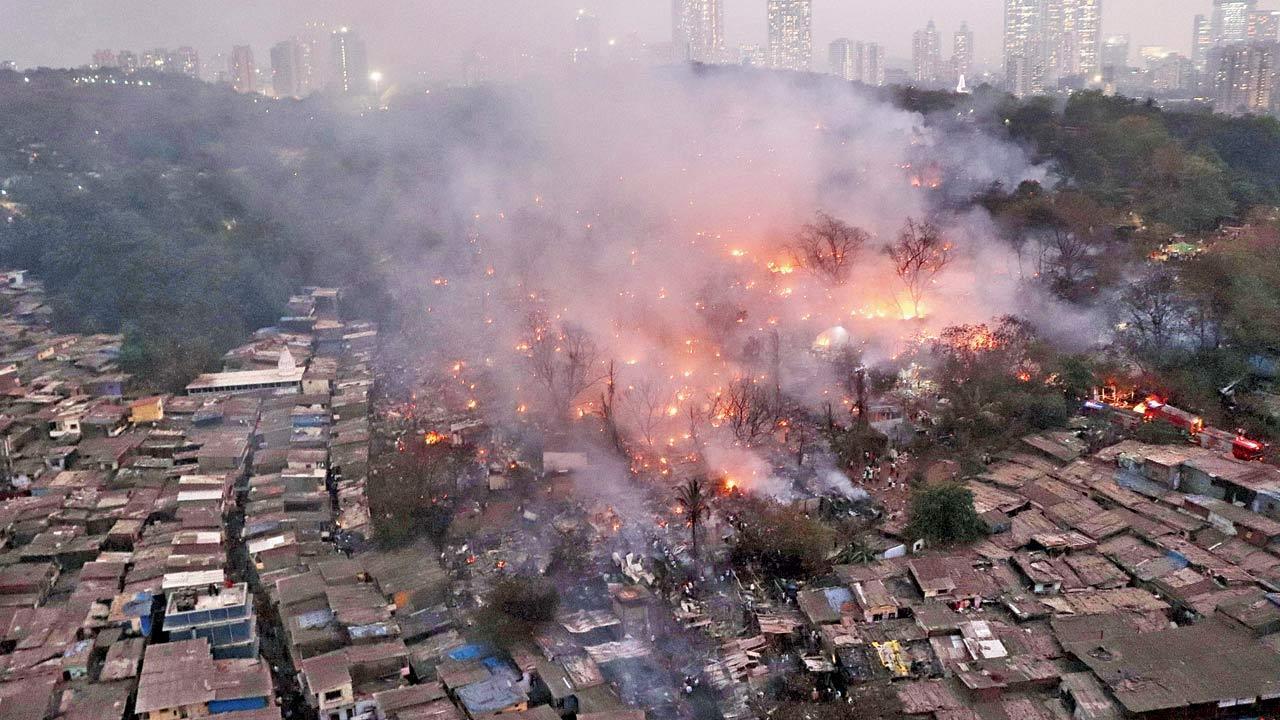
[168,47,200,78]
[1101,35,1130,70]
[330,27,370,94]
[1247,10,1280,43]
[117,51,138,74]
[229,45,256,93]
[862,43,886,86]
[736,44,768,67]
[1004,0,1103,95]
[572,10,601,64]
[1074,0,1103,77]
[1004,0,1045,95]
[828,39,855,80]
[952,23,974,81]
[141,49,167,72]
[1214,0,1258,45]
[767,0,812,72]
[673,0,725,63]
[911,20,942,85]
[271,40,303,97]
[1193,15,1214,69]
[1211,42,1273,112]
[91,50,117,69]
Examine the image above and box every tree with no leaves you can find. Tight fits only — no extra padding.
[885,218,952,318]
[1120,266,1185,366]
[792,211,869,285]
[675,476,711,559]
[525,314,602,423]
[710,376,780,445]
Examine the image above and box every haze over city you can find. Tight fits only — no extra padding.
[4,2,1280,720]
[0,0,1231,76]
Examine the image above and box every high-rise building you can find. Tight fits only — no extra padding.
[1073,0,1103,77]
[141,49,168,72]
[736,44,768,67]
[229,45,256,93]
[912,20,943,85]
[91,50,117,69]
[1193,14,1214,69]
[1247,10,1280,43]
[330,27,370,95]
[1004,0,1046,95]
[572,10,601,64]
[828,38,856,80]
[672,0,725,63]
[1100,35,1130,70]
[862,42,886,86]
[767,0,812,72]
[271,40,303,98]
[952,23,975,81]
[168,47,200,78]
[117,51,138,74]
[1003,0,1103,95]
[1214,0,1258,45]
[1211,42,1274,112]
[1146,52,1194,93]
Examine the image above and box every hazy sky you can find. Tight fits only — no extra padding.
[0,0,1224,77]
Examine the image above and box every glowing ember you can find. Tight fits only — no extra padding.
[424,431,448,445]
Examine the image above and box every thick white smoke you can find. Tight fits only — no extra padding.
[386,65,1061,495]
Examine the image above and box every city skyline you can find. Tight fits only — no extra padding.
[0,0,1251,79]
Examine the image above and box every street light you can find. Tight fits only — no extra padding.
[369,70,383,95]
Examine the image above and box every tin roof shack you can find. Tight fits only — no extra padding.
[193,434,251,475]
[907,557,987,610]
[1066,619,1280,720]
[164,582,258,660]
[59,678,134,720]
[299,641,410,720]
[797,586,855,627]
[1214,590,1280,636]
[134,638,274,720]
[362,541,449,612]
[373,683,455,720]
[1180,496,1280,548]
[610,585,654,640]
[0,561,59,608]
[846,579,900,624]
[454,676,530,719]
[0,669,62,720]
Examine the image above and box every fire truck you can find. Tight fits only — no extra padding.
[1085,395,1266,462]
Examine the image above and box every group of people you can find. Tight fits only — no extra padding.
[859,448,904,487]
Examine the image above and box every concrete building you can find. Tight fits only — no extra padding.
[186,348,304,396]
[330,28,369,95]
[912,20,942,85]
[163,582,259,659]
[767,0,812,72]
[229,45,255,94]
[672,0,724,63]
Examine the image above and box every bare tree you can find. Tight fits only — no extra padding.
[526,315,602,423]
[597,360,624,454]
[885,218,952,318]
[675,477,711,559]
[711,377,780,445]
[1121,267,1185,365]
[792,211,869,285]
[621,376,673,451]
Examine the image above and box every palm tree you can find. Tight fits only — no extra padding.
[675,477,711,559]
[836,534,877,565]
